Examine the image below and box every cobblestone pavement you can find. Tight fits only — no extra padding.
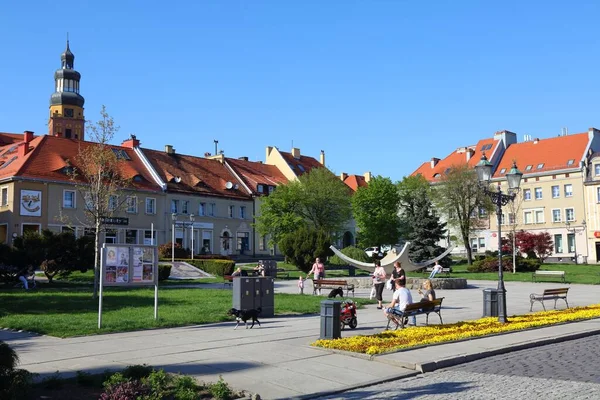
[322,335,600,399]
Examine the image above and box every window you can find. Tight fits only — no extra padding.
[63,190,76,208]
[65,128,72,138]
[478,207,487,218]
[567,159,574,166]
[144,230,155,245]
[268,186,274,194]
[108,195,118,211]
[552,185,560,198]
[105,229,117,244]
[257,184,264,193]
[508,213,515,224]
[208,203,216,216]
[595,164,600,176]
[535,210,544,223]
[84,227,96,237]
[499,168,506,174]
[597,187,600,203]
[523,189,532,201]
[500,213,506,225]
[240,206,246,219]
[552,209,562,222]
[198,203,205,216]
[478,238,485,249]
[537,163,544,169]
[145,198,156,214]
[524,211,533,224]
[125,229,137,244]
[236,232,250,251]
[534,187,542,200]
[567,233,575,253]
[182,200,189,214]
[202,231,212,254]
[554,234,563,253]
[259,235,266,251]
[228,205,234,218]
[171,199,179,213]
[564,184,573,197]
[565,208,575,222]
[84,192,93,210]
[126,196,137,213]
[525,165,533,171]
[0,187,7,206]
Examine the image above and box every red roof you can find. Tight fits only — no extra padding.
[493,133,589,178]
[0,135,160,191]
[343,175,368,192]
[279,151,323,176]
[226,157,289,194]
[412,138,500,182]
[0,132,25,146]
[143,149,250,200]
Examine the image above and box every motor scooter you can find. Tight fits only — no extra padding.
[340,299,357,330]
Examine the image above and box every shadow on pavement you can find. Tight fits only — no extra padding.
[325,380,475,399]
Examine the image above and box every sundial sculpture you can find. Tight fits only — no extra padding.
[329,242,454,274]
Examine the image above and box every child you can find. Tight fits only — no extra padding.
[298,276,305,294]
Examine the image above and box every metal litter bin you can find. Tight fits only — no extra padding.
[233,276,274,317]
[320,300,341,340]
[482,288,500,317]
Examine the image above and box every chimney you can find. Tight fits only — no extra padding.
[165,145,175,154]
[238,156,249,161]
[430,158,440,168]
[121,134,140,149]
[466,148,474,161]
[23,131,34,144]
[204,152,211,157]
[533,138,539,144]
[320,150,325,165]
[340,172,348,181]
[363,171,372,183]
[291,147,301,159]
[17,142,28,157]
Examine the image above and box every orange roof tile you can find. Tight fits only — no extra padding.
[343,175,368,192]
[226,157,289,194]
[494,133,588,178]
[279,151,323,176]
[0,132,26,146]
[412,138,501,182]
[143,149,250,200]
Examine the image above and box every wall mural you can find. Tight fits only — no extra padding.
[20,190,42,217]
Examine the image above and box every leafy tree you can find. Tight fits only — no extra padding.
[352,176,401,249]
[515,230,553,262]
[65,106,132,297]
[397,175,447,263]
[434,165,492,265]
[278,227,332,273]
[255,167,352,246]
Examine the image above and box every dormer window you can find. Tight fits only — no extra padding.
[568,159,575,166]
[525,165,533,171]
[499,168,506,174]
[433,173,441,178]
[537,163,544,169]
[257,184,264,193]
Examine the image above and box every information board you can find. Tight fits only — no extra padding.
[101,244,158,286]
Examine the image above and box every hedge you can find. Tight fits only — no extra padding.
[180,259,235,276]
[158,264,172,281]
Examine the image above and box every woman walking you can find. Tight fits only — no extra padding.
[372,260,386,309]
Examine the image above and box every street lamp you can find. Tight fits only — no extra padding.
[171,213,177,264]
[565,219,586,265]
[189,214,195,259]
[475,154,523,323]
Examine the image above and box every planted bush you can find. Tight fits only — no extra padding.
[158,242,189,259]
[468,256,541,273]
[158,264,172,281]
[185,259,235,276]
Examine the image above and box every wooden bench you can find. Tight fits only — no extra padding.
[223,275,234,287]
[530,288,569,311]
[312,279,355,297]
[386,297,444,330]
[425,267,451,276]
[276,268,290,279]
[532,270,566,283]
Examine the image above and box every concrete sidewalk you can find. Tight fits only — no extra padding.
[2,280,600,399]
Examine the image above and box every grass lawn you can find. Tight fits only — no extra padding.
[0,287,376,337]
[410,262,600,284]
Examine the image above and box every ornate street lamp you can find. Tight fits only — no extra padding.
[171,213,177,264]
[565,219,587,265]
[475,154,523,323]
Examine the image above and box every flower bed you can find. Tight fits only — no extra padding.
[312,304,600,355]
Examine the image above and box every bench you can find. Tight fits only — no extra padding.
[425,267,451,276]
[276,268,290,279]
[530,288,569,311]
[386,297,444,330]
[532,270,566,283]
[223,275,234,287]
[312,279,355,297]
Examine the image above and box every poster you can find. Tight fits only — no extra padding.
[106,246,118,266]
[118,247,129,266]
[132,247,143,282]
[102,244,156,287]
[105,266,117,283]
[20,190,42,216]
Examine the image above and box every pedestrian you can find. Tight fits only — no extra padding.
[390,261,405,292]
[307,257,326,295]
[372,260,386,309]
[429,261,443,279]
[298,276,305,294]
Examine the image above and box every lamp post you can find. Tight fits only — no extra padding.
[171,213,177,264]
[565,219,586,265]
[189,214,195,260]
[475,154,523,323]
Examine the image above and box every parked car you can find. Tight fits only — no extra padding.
[365,246,387,258]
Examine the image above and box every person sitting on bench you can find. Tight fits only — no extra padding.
[429,261,443,279]
[384,278,415,326]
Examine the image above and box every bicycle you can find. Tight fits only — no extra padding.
[14,276,36,290]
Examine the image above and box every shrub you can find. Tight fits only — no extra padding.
[278,227,332,273]
[158,265,172,281]
[328,246,370,266]
[121,364,153,381]
[0,341,33,400]
[516,257,541,272]
[75,370,96,387]
[468,256,513,273]
[158,242,189,259]
[185,259,235,276]
[99,380,150,400]
[209,376,232,400]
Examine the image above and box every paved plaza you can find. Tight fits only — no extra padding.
[2,279,600,399]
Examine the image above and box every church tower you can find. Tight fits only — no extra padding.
[48,40,85,140]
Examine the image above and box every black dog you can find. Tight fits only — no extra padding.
[328,287,344,298]
[227,307,262,329]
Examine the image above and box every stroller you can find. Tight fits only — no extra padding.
[340,299,358,330]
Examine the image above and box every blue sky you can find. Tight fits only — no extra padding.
[1,1,599,181]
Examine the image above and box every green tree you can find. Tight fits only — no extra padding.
[434,164,491,265]
[278,227,332,272]
[255,167,352,245]
[351,176,401,248]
